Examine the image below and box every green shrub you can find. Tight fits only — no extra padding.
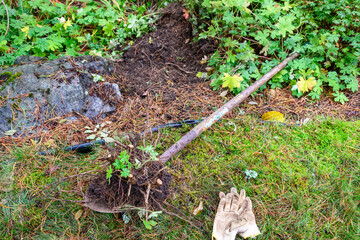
[0,0,163,65]
[185,0,360,103]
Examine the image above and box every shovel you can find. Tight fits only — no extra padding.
[84,52,299,213]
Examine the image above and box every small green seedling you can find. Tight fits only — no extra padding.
[138,210,162,230]
[106,150,132,183]
[92,74,104,83]
[137,145,159,161]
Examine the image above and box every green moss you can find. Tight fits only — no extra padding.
[0,72,22,90]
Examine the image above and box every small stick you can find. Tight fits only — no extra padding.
[159,52,299,163]
[165,62,194,74]
[114,140,128,149]
[145,183,151,222]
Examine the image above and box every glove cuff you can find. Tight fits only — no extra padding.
[240,224,261,239]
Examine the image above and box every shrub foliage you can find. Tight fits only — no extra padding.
[185,0,360,103]
[0,0,359,102]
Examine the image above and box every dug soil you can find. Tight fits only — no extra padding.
[83,3,222,211]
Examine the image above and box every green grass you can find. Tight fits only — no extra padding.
[0,116,359,239]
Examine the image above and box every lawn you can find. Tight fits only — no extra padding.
[1,115,359,239]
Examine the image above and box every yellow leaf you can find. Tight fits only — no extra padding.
[63,20,72,30]
[296,77,317,93]
[192,201,203,215]
[200,56,208,64]
[74,209,83,220]
[21,26,30,39]
[261,111,285,122]
[221,73,243,91]
[30,139,37,146]
[59,119,67,124]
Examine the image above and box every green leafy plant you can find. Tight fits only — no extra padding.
[185,0,360,103]
[0,0,161,66]
[137,145,159,161]
[106,165,113,184]
[106,150,132,183]
[138,209,162,230]
[84,121,114,143]
[92,74,104,83]
[332,91,349,104]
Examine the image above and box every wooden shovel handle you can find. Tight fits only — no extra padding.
[159,52,299,163]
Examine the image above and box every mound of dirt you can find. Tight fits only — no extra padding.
[85,160,172,212]
[114,2,216,100]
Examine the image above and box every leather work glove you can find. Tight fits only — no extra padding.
[212,188,261,240]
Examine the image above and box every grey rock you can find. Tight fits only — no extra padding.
[62,62,74,70]
[0,104,12,133]
[0,55,119,137]
[85,96,116,119]
[14,56,45,65]
[14,64,39,75]
[13,74,39,94]
[85,96,105,118]
[34,62,59,76]
[103,82,122,100]
[46,81,86,115]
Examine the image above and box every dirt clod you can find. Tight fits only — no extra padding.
[85,161,171,212]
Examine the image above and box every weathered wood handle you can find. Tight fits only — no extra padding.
[159,52,299,163]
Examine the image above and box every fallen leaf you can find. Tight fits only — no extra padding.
[4,130,16,136]
[182,9,189,20]
[261,111,285,122]
[59,119,67,124]
[220,90,228,97]
[200,56,208,64]
[86,134,96,140]
[30,139,37,146]
[253,151,263,156]
[301,118,310,125]
[75,209,83,221]
[193,201,203,215]
[205,66,214,72]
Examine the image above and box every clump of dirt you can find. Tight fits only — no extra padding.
[85,160,172,212]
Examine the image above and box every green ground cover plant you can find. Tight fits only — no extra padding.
[0,0,164,65]
[1,116,359,239]
[185,0,360,103]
